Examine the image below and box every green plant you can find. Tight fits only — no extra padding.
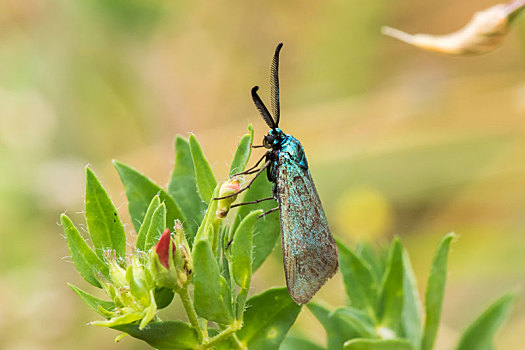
[62,125,301,349]
[301,235,514,350]
[62,125,514,349]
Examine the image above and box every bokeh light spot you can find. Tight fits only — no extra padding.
[335,186,393,240]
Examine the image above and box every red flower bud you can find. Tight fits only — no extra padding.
[155,228,176,269]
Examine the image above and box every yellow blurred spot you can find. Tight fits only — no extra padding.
[335,186,393,240]
[267,327,278,339]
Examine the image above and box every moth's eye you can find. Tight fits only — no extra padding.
[263,135,275,149]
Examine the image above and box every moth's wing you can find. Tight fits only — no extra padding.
[277,160,338,305]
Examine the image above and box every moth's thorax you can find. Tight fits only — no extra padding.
[277,134,309,170]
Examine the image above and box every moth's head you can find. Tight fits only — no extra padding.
[263,128,284,149]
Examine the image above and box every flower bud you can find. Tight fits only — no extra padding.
[382,2,525,56]
[149,229,180,290]
[149,225,192,290]
[173,220,193,280]
[156,228,176,269]
[126,256,154,306]
[216,176,242,218]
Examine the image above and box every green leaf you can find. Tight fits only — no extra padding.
[229,124,254,176]
[337,241,378,318]
[235,287,250,321]
[112,321,199,350]
[401,248,423,349]
[280,336,324,350]
[237,288,301,350]
[154,287,175,309]
[344,338,414,350]
[113,160,185,233]
[307,302,360,350]
[421,233,455,350]
[85,167,127,259]
[356,242,387,284]
[233,174,279,271]
[189,134,217,203]
[169,136,206,240]
[193,185,220,246]
[61,214,109,288]
[232,210,262,288]
[136,195,161,251]
[377,238,404,333]
[69,284,115,319]
[144,203,167,251]
[456,293,514,350]
[193,239,233,324]
[332,307,376,338]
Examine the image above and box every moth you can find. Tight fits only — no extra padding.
[218,43,338,304]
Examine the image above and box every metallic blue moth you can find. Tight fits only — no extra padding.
[219,43,338,304]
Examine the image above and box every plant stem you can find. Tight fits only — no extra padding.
[178,287,205,342]
[203,321,242,349]
[231,334,246,350]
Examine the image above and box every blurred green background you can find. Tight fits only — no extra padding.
[1,0,525,348]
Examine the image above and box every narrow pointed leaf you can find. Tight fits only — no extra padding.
[332,307,376,338]
[377,238,404,332]
[401,249,423,348]
[229,125,254,176]
[356,242,387,284]
[144,203,167,251]
[85,167,126,259]
[233,174,279,271]
[232,210,262,288]
[421,233,455,350]
[192,186,220,246]
[69,284,115,318]
[193,239,233,324]
[112,321,199,350]
[113,160,185,233]
[62,214,109,288]
[169,136,206,240]
[337,241,378,318]
[237,288,301,350]
[456,293,514,350]
[344,338,414,350]
[136,196,161,251]
[189,134,216,203]
[307,302,360,350]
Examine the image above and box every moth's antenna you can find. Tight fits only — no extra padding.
[270,43,283,127]
[251,86,275,129]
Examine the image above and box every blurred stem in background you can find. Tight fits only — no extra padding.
[382,0,525,55]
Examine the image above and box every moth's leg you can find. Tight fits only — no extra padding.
[241,166,269,176]
[258,207,279,218]
[214,160,271,200]
[230,197,275,208]
[252,145,265,149]
[232,151,269,176]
